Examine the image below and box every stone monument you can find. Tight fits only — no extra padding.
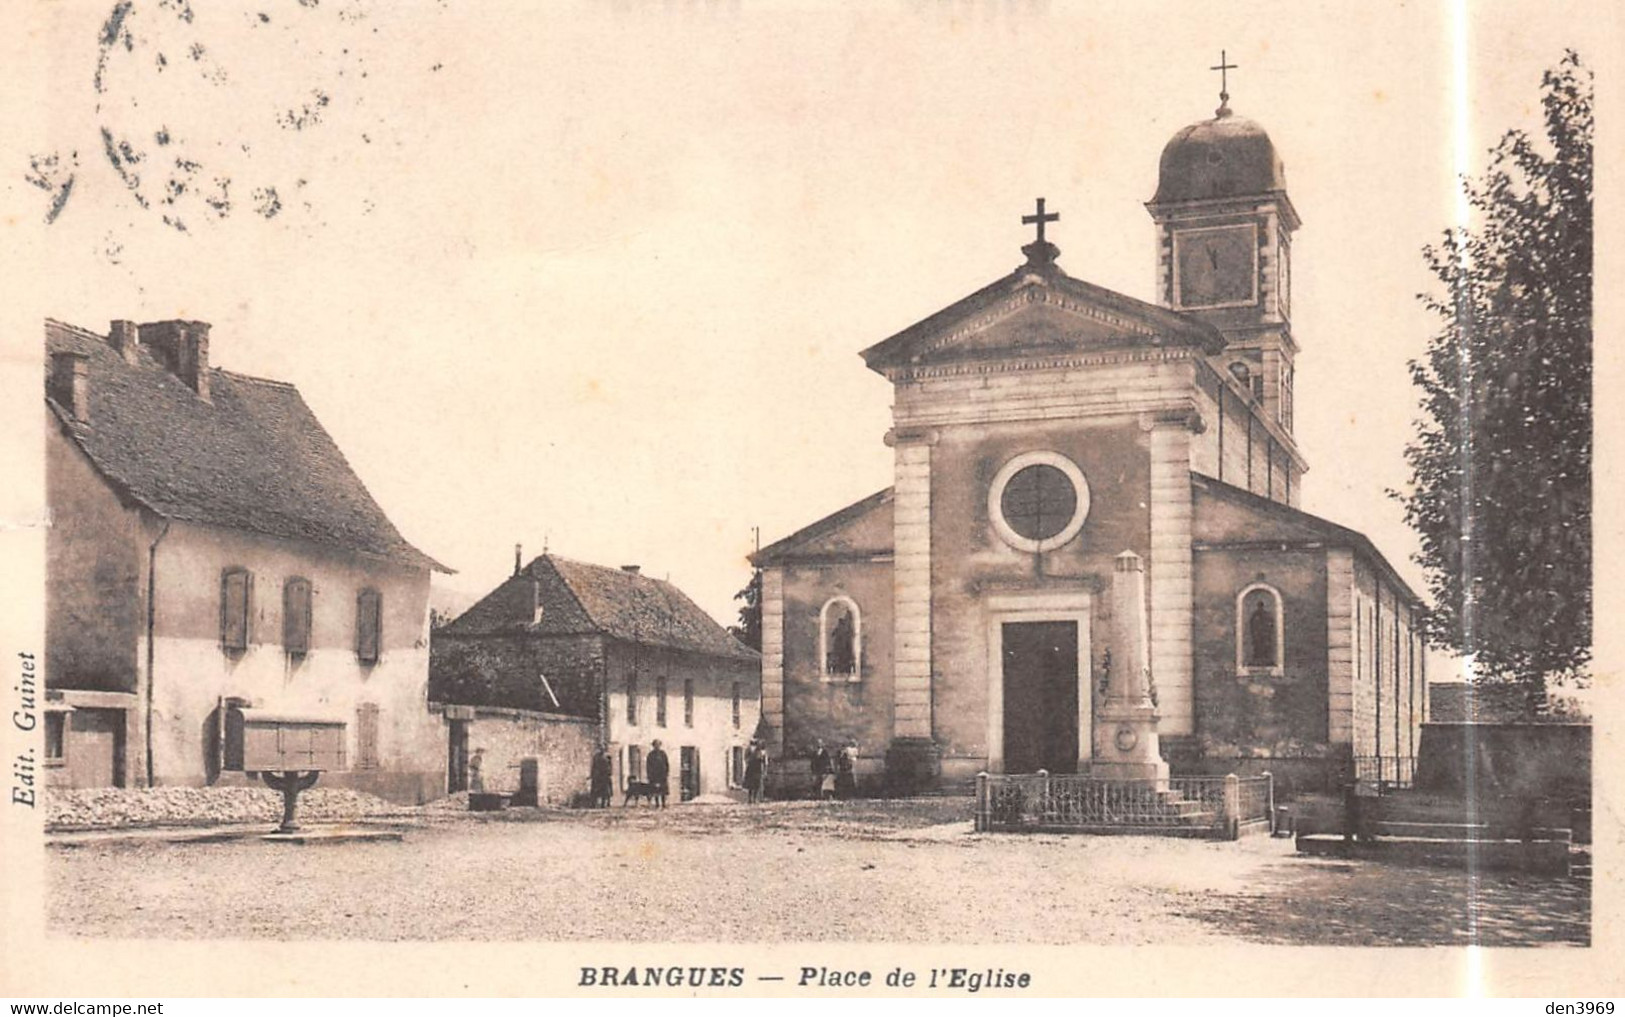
[1090,550,1170,783]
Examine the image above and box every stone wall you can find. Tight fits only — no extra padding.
[46,424,148,695]
[455,706,597,804]
[1415,722,1591,801]
[778,559,895,762]
[1190,546,1329,763]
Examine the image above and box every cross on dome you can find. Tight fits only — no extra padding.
[1211,49,1238,117]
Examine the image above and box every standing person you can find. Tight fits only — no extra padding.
[744,740,766,804]
[589,746,614,809]
[836,740,858,799]
[646,739,671,809]
[468,748,486,794]
[810,739,833,800]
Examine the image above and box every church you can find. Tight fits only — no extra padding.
[752,80,1427,797]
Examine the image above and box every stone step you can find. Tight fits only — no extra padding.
[1374,821,1572,842]
[1296,832,1571,875]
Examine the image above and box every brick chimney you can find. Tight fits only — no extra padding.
[620,565,641,576]
[108,320,139,363]
[48,351,90,422]
[138,319,211,401]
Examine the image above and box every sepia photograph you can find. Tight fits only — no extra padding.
[0,0,1616,1000]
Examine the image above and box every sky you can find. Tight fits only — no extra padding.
[2,0,1614,652]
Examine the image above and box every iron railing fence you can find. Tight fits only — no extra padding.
[1353,755,1416,790]
[974,772,1273,839]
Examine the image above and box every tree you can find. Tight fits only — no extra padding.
[1395,52,1592,712]
[727,570,762,652]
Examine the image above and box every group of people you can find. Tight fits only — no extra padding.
[581,738,857,806]
[809,738,860,800]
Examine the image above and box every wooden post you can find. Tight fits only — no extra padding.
[975,771,989,832]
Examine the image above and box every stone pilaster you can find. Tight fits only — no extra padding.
[759,567,785,755]
[891,435,934,741]
[1147,420,1194,735]
[1326,549,1355,745]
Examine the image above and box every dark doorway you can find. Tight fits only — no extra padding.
[1001,621,1079,773]
[679,746,700,801]
[447,719,469,793]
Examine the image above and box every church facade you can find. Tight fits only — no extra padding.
[753,98,1426,796]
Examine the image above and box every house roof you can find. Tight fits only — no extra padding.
[1191,472,1423,606]
[752,487,894,567]
[444,554,757,661]
[859,260,1227,372]
[45,319,447,572]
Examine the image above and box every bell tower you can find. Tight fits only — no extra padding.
[1145,53,1301,436]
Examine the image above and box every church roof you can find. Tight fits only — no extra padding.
[1191,472,1423,606]
[753,487,894,567]
[1151,109,1288,206]
[443,554,757,661]
[859,260,1227,373]
[45,319,447,572]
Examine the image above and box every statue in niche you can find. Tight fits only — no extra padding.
[1246,594,1276,668]
[828,606,856,676]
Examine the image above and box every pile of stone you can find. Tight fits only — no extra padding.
[46,786,409,831]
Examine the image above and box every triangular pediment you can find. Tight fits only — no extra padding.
[861,265,1225,373]
[754,488,893,566]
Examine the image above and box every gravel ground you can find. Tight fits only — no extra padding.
[47,787,411,830]
[47,797,1588,945]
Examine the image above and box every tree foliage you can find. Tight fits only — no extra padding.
[728,570,762,652]
[1396,52,1592,705]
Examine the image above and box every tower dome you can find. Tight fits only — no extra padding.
[1152,109,1287,204]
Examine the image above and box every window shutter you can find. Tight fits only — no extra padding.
[221,569,250,651]
[683,679,694,727]
[356,589,381,663]
[357,703,380,769]
[284,578,312,655]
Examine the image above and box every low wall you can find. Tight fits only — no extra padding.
[1415,722,1591,801]
[461,706,597,805]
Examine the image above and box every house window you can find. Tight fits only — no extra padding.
[656,676,668,727]
[220,567,252,651]
[729,745,745,787]
[683,679,694,728]
[1228,361,1251,388]
[626,674,639,725]
[44,712,66,765]
[1236,583,1284,672]
[626,745,643,784]
[988,451,1091,553]
[283,577,312,656]
[355,588,382,664]
[819,597,861,680]
[356,703,380,769]
[732,681,742,728]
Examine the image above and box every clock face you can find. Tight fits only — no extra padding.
[1175,224,1258,309]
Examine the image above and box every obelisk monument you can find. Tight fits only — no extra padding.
[1091,549,1170,782]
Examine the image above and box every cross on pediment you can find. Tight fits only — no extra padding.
[1019,197,1061,268]
[1022,197,1059,245]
